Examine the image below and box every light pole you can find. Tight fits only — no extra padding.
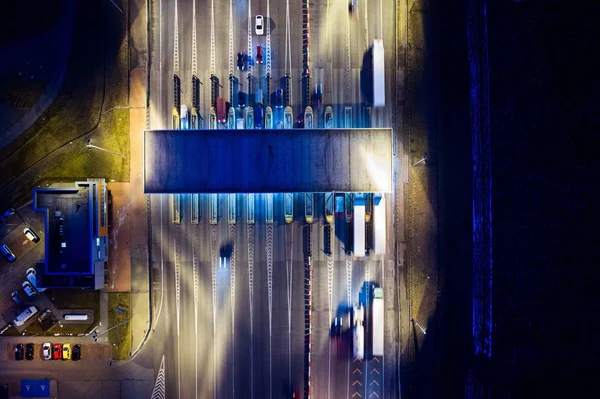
[87,139,125,158]
[412,152,427,167]
[412,318,427,335]
[91,319,129,341]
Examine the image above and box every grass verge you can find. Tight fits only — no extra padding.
[0,0,130,210]
[108,292,131,360]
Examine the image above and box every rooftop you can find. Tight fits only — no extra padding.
[34,184,91,275]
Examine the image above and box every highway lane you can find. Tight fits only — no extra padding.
[149,1,401,399]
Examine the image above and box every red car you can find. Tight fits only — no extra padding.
[256,46,263,64]
[52,343,62,360]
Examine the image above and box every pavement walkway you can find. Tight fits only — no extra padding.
[105,0,150,357]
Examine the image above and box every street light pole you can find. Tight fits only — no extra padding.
[412,152,427,167]
[412,318,427,335]
[92,319,129,341]
[87,139,125,158]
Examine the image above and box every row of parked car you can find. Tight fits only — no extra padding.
[15,342,81,361]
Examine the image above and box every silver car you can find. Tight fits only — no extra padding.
[42,342,52,360]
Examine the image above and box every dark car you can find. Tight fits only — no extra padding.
[1,244,16,262]
[72,344,81,361]
[1,384,9,399]
[254,106,263,129]
[256,45,263,64]
[237,52,243,70]
[333,316,343,337]
[0,208,15,223]
[273,89,284,108]
[15,344,24,361]
[314,83,323,108]
[238,91,247,108]
[25,343,34,360]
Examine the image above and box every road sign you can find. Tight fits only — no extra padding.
[20,380,50,397]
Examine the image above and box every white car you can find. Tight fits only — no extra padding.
[26,267,46,292]
[255,15,264,35]
[24,227,40,243]
[42,342,52,360]
[22,281,37,297]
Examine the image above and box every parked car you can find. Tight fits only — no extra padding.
[15,344,24,361]
[0,208,15,222]
[62,343,71,360]
[255,15,264,35]
[26,268,46,292]
[1,384,8,399]
[72,344,81,361]
[11,290,22,304]
[1,244,16,262]
[24,227,40,243]
[25,343,34,360]
[52,343,62,360]
[256,45,263,64]
[42,342,52,360]
[22,281,37,297]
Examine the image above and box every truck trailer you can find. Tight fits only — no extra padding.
[372,287,384,356]
[372,194,387,255]
[353,194,366,256]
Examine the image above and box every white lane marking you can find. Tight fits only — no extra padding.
[247,223,255,399]
[211,224,217,399]
[156,195,165,324]
[150,355,166,399]
[193,222,199,399]
[229,224,236,399]
[192,0,197,75]
[286,224,294,389]
[347,257,353,399]
[327,246,334,399]
[266,223,274,399]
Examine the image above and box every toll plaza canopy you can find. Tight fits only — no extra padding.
[144,128,393,193]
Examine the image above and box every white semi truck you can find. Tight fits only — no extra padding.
[353,303,365,360]
[372,287,384,356]
[372,193,387,254]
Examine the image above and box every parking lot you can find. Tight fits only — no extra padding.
[3,341,110,362]
[0,205,46,328]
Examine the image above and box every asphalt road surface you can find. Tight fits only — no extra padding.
[148,1,400,399]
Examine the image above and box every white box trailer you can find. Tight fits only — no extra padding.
[372,288,384,356]
[372,193,387,254]
[354,194,366,256]
[372,39,386,107]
